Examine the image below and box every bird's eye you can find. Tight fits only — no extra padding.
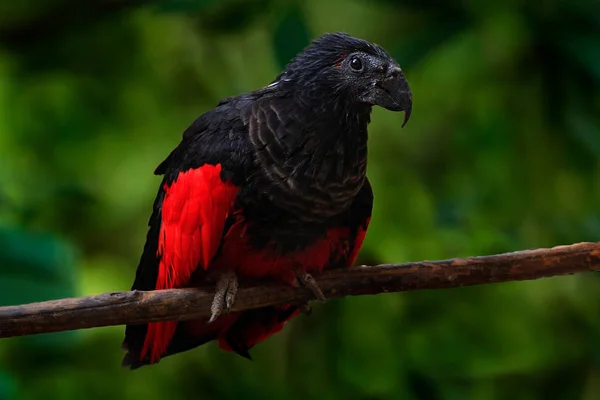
[350,57,363,71]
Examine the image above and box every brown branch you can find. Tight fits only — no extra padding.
[1,242,600,338]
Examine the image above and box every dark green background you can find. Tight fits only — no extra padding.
[1,0,600,398]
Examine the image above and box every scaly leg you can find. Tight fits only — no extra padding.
[294,267,327,302]
[209,270,238,323]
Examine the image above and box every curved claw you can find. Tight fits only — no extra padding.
[294,268,327,302]
[209,270,238,323]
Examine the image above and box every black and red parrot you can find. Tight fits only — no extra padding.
[122,32,412,369]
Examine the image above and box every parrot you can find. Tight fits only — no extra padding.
[121,32,412,369]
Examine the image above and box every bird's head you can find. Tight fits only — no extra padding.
[281,32,412,127]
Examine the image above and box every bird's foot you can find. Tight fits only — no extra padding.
[294,268,327,302]
[209,270,238,323]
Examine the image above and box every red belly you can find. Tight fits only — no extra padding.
[213,216,353,285]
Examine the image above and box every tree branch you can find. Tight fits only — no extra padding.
[1,242,599,338]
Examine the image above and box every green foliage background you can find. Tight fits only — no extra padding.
[1,0,600,398]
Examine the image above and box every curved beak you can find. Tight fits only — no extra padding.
[361,66,412,127]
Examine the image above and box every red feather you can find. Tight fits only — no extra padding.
[210,218,370,354]
[217,305,301,353]
[141,164,238,362]
[212,216,371,284]
[348,217,370,266]
[137,166,370,362]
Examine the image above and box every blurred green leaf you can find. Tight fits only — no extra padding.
[0,225,79,349]
[0,370,17,400]
[196,0,271,33]
[562,34,600,83]
[566,110,600,160]
[272,5,311,70]
[390,21,466,69]
[155,0,219,13]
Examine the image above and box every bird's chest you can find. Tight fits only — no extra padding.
[257,152,367,223]
[211,213,354,285]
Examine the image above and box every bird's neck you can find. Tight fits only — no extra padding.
[254,94,372,222]
[293,100,371,188]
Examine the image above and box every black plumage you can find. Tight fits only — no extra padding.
[122,32,412,368]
